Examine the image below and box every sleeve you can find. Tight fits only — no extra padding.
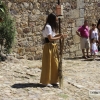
[45,25,52,36]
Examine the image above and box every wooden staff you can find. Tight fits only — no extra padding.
[57,0,64,88]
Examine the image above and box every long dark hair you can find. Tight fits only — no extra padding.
[97,19,100,29]
[43,13,58,32]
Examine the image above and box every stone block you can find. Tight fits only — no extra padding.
[70,45,78,52]
[17,48,25,56]
[84,0,89,3]
[72,27,79,35]
[8,2,12,8]
[69,53,76,58]
[34,54,42,60]
[30,47,36,52]
[75,50,82,56]
[63,54,70,59]
[29,2,33,10]
[77,0,85,9]
[76,18,84,27]
[20,22,28,28]
[23,2,29,9]
[29,22,35,27]
[73,35,80,44]
[70,9,80,18]
[23,27,31,33]
[80,9,84,18]
[17,28,23,34]
[27,56,34,60]
[25,48,30,52]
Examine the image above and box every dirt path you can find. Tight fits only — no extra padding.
[0,56,100,100]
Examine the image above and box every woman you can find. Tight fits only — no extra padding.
[40,13,67,87]
[90,23,99,42]
[89,23,99,55]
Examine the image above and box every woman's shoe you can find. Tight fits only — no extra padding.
[51,83,59,87]
[41,84,53,87]
[46,84,53,87]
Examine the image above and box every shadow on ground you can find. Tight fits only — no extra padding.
[12,83,44,88]
[83,58,100,61]
[64,56,100,61]
[64,57,83,60]
[11,83,59,88]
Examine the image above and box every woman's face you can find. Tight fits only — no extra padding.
[92,24,96,29]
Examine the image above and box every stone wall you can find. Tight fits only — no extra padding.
[84,0,100,25]
[3,0,100,60]
[60,0,85,58]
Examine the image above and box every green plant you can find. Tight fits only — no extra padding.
[0,0,16,59]
[0,0,6,21]
[2,14,16,54]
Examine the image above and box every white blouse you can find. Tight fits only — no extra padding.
[91,28,98,40]
[42,24,55,38]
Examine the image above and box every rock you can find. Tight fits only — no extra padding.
[23,27,31,33]
[29,2,33,10]
[23,2,29,9]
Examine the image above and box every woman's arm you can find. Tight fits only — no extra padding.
[55,34,61,37]
[47,35,62,41]
[48,34,67,41]
[55,34,67,38]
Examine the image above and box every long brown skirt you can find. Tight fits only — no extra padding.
[40,43,59,85]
